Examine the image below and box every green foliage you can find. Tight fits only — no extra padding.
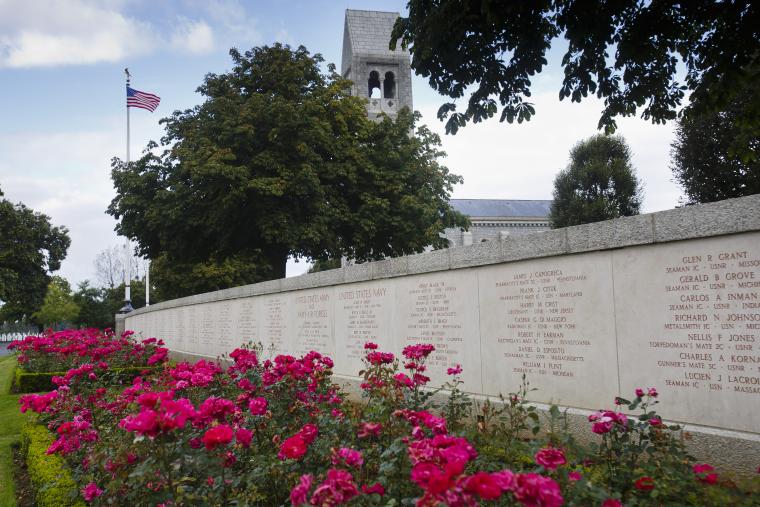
[549,135,642,228]
[308,258,341,273]
[71,281,112,329]
[71,279,154,329]
[671,89,760,204]
[391,1,759,137]
[0,357,28,507]
[108,44,467,299]
[148,253,272,301]
[21,423,83,507]
[13,366,162,393]
[99,280,148,325]
[13,368,58,393]
[0,186,70,322]
[32,276,79,328]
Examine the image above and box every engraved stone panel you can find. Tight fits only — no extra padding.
[333,281,395,377]
[261,294,292,357]
[231,298,259,348]
[199,304,216,356]
[217,300,233,353]
[479,252,619,407]
[395,270,482,393]
[615,232,760,433]
[292,288,335,359]
[174,307,186,351]
[186,305,200,352]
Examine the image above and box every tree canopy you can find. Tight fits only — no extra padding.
[671,90,760,204]
[0,186,70,321]
[549,135,642,228]
[391,1,759,137]
[32,276,79,328]
[108,44,467,297]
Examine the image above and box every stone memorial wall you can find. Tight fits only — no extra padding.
[124,195,760,446]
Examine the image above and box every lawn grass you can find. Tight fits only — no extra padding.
[0,355,28,507]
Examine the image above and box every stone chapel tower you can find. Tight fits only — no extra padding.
[341,9,413,120]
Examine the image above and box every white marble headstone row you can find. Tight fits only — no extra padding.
[126,233,760,434]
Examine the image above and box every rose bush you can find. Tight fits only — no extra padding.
[9,328,167,373]
[15,331,759,506]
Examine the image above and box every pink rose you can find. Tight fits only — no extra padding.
[310,468,359,506]
[299,424,319,444]
[464,472,503,500]
[492,470,516,491]
[279,435,308,460]
[248,397,268,416]
[236,427,253,447]
[82,482,103,502]
[358,422,382,438]
[447,364,463,376]
[201,424,234,450]
[513,473,563,507]
[361,483,385,496]
[290,474,312,506]
[535,447,567,470]
[332,447,363,468]
[693,463,718,484]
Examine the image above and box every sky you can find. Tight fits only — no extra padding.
[0,0,685,288]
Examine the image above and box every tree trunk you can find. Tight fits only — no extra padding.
[264,248,288,280]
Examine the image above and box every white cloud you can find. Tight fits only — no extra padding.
[0,129,125,285]
[272,28,294,46]
[0,1,229,67]
[171,18,215,55]
[415,88,684,214]
[0,0,156,67]
[198,0,261,47]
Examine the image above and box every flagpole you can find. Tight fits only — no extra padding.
[145,260,150,307]
[120,68,134,314]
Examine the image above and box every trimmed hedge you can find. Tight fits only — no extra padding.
[21,423,84,507]
[13,365,162,393]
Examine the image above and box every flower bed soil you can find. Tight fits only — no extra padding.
[12,444,35,507]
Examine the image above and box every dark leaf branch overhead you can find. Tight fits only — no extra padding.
[391,1,759,135]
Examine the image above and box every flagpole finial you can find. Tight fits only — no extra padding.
[124,67,131,84]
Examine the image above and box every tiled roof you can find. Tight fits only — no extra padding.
[449,199,552,218]
[344,9,407,57]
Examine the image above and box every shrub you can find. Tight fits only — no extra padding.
[9,328,168,373]
[21,423,84,507]
[13,365,163,393]
[16,333,760,506]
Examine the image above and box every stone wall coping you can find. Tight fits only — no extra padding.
[127,194,760,317]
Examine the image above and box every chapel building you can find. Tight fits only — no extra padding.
[341,10,552,247]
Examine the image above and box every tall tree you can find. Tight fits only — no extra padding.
[148,253,270,301]
[671,90,760,204]
[0,186,70,321]
[32,276,79,329]
[108,44,467,296]
[549,135,642,228]
[94,244,147,289]
[391,1,759,138]
[72,281,112,329]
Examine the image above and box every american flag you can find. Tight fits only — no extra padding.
[127,86,160,112]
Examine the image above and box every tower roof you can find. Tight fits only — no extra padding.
[344,9,408,58]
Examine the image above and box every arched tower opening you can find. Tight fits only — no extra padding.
[368,71,381,98]
[384,71,396,99]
